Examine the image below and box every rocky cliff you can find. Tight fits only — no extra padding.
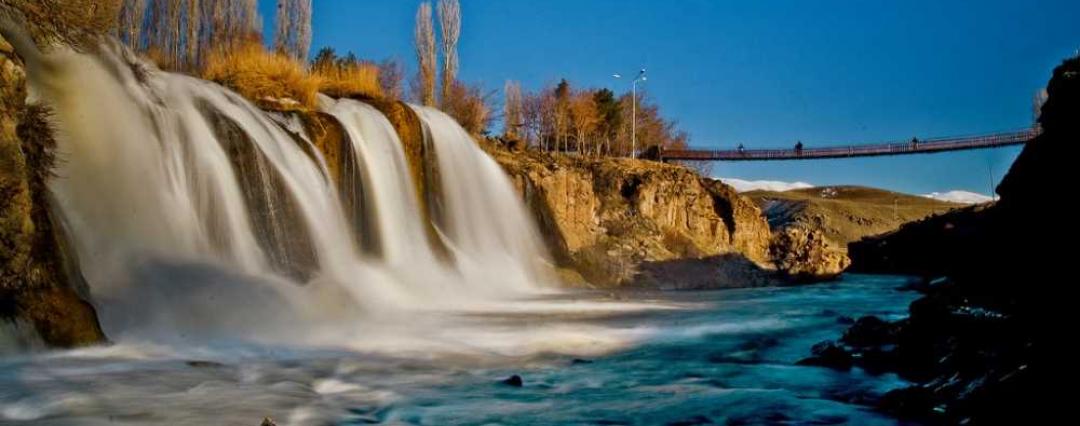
[491,149,774,288]
[803,57,1074,424]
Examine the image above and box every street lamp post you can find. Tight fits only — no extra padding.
[614,69,647,159]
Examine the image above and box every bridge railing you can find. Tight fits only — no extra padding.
[661,129,1036,161]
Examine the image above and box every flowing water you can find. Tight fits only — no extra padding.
[1,275,918,425]
[1,35,919,425]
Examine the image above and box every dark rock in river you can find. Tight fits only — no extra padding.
[501,374,524,387]
[840,316,898,348]
[797,341,853,370]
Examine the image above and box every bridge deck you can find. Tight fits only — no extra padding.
[660,129,1035,162]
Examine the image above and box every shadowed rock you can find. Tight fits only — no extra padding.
[1,37,104,347]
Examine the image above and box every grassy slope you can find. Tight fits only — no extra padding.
[746,185,966,246]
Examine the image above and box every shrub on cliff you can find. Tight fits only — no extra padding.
[0,0,120,49]
[314,62,382,100]
[311,56,382,100]
[202,42,321,110]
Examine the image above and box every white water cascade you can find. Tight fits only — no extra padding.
[319,97,455,301]
[411,106,554,294]
[9,38,554,346]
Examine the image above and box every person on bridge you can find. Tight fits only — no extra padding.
[795,141,803,154]
[737,143,745,154]
[911,137,919,148]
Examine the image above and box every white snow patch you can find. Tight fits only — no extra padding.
[923,190,994,204]
[719,178,814,193]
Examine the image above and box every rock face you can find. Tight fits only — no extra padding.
[847,204,992,277]
[770,227,849,282]
[813,57,1076,424]
[0,35,105,347]
[492,150,773,288]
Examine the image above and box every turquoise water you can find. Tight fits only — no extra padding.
[0,275,918,425]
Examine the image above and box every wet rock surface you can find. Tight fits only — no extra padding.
[0,34,104,347]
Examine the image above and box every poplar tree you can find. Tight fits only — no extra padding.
[414,2,437,106]
[436,0,460,106]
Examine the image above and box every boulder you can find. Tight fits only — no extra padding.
[770,227,850,282]
[797,341,854,370]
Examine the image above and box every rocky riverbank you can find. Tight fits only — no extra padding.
[800,56,1074,424]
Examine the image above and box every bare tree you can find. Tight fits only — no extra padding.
[135,0,207,70]
[503,80,523,141]
[146,0,180,67]
[294,0,311,61]
[198,0,225,55]
[117,0,146,50]
[569,90,600,155]
[443,80,493,135]
[185,0,201,66]
[378,57,405,101]
[553,79,571,153]
[414,2,437,106]
[112,0,262,70]
[436,0,460,106]
[197,0,260,55]
[274,0,312,62]
[274,0,288,55]
[230,0,261,36]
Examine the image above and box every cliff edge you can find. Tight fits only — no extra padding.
[492,149,774,289]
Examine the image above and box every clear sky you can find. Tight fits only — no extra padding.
[259,0,1080,196]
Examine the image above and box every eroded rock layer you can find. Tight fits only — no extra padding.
[492,150,773,288]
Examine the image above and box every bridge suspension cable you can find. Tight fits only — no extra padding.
[655,129,1036,162]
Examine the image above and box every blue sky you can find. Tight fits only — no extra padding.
[259,0,1079,196]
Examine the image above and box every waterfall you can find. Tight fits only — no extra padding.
[319,97,456,300]
[319,97,433,263]
[411,106,554,294]
[9,40,554,345]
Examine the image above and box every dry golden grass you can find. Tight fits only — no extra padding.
[313,62,382,100]
[746,185,965,246]
[1,0,120,48]
[201,42,321,110]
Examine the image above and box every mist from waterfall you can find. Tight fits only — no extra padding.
[13,42,554,347]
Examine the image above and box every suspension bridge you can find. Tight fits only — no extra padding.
[651,129,1036,162]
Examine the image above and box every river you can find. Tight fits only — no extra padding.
[1,274,918,425]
